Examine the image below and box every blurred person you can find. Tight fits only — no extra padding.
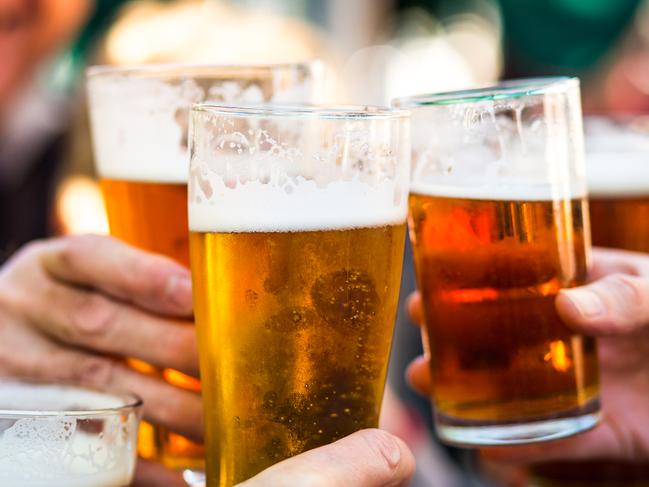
[0,0,130,260]
[406,247,649,466]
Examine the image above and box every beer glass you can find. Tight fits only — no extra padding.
[530,116,649,486]
[395,77,600,446]
[86,62,322,478]
[586,116,649,251]
[0,379,141,487]
[188,104,410,485]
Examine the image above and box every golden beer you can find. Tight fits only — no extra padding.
[188,103,410,486]
[408,192,599,427]
[190,224,406,485]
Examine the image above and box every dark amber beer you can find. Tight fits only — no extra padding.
[396,77,600,445]
[188,104,410,485]
[87,63,322,477]
[409,192,599,424]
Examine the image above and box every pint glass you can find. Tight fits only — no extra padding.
[530,117,649,486]
[86,62,322,476]
[395,77,600,446]
[188,104,410,485]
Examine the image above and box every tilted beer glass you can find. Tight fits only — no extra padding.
[86,62,322,479]
[395,77,600,446]
[188,104,410,485]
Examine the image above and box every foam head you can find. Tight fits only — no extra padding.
[584,117,649,197]
[188,105,411,233]
[0,381,140,487]
[396,78,587,201]
[86,63,323,184]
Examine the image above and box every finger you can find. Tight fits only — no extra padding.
[40,235,192,316]
[405,355,432,396]
[589,248,649,281]
[38,350,203,441]
[237,429,414,487]
[556,273,649,335]
[26,279,198,376]
[406,292,424,327]
[133,459,187,487]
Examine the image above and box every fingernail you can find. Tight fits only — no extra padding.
[167,274,193,312]
[563,289,606,318]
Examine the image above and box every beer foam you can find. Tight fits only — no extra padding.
[0,383,125,411]
[87,70,319,183]
[586,153,649,197]
[409,181,586,201]
[189,177,408,232]
[0,383,137,487]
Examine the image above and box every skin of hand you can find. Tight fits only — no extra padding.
[237,429,415,487]
[0,234,201,486]
[406,247,649,464]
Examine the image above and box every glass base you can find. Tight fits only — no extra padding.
[183,469,206,487]
[436,397,601,447]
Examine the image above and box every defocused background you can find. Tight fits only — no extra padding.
[2,0,649,485]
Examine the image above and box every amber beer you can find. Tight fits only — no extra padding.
[100,177,201,467]
[528,124,649,486]
[408,190,600,434]
[190,223,405,485]
[87,62,322,476]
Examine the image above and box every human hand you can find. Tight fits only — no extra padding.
[237,429,414,487]
[406,248,649,463]
[0,235,201,486]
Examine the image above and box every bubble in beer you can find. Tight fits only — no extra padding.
[264,307,317,332]
[311,269,379,330]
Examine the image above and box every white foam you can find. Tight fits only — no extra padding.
[0,383,126,411]
[87,72,318,183]
[584,117,649,196]
[0,382,137,487]
[409,181,586,201]
[0,431,135,487]
[189,177,408,232]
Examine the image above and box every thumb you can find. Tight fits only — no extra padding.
[557,273,649,335]
[237,429,415,487]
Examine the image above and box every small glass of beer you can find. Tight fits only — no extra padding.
[86,61,323,479]
[0,379,141,487]
[395,77,600,446]
[188,104,410,485]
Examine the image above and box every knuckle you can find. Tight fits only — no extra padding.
[357,429,402,475]
[58,235,98,268]
[606,273,647,308]
[69,293,118,339]
[78,356,115,387]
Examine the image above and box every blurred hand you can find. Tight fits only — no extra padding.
[406,248,649,463]
[237,429,415,487]
[0,235,201,486]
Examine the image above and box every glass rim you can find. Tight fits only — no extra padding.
[0,379,143,417]
[192,103,409,120]
[86,59,323,79]
[394,77,579,107]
